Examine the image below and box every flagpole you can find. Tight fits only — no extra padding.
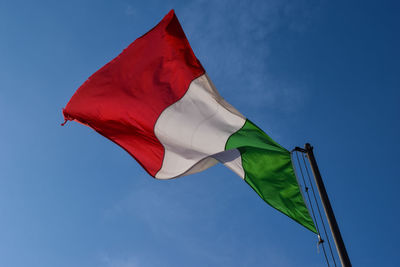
[304,143,352,267]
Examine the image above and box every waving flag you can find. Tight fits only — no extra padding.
[63,10,316,233]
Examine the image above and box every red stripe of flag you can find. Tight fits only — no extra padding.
[63,10,204,176]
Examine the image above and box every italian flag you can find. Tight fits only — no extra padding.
[63,10,316,233]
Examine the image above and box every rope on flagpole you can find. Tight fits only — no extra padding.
[294,151,331,267]
[301,153,338,267]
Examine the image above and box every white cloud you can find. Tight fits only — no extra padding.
[177,0,322,116]
[125,5,136,16]
[101,254,140,267]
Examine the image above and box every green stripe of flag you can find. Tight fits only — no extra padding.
[226,119,317,233]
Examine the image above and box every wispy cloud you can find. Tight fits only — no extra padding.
[178,0,322,115]
[101,254,140,267]
[125,5,136,16]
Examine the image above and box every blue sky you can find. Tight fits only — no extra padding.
[1,0,399,266]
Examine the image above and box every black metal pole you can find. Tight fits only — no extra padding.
[304,143,351,267]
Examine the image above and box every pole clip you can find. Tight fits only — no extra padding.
[292,147,307,153]
[318,235,325,245]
